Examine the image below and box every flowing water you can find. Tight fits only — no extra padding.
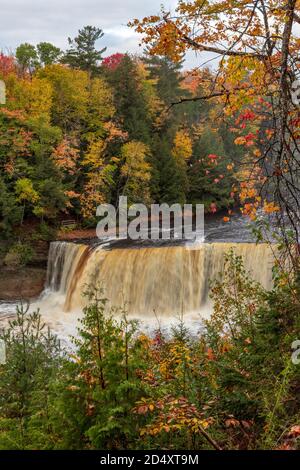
[47,241,273,316]
[0,214,276,340]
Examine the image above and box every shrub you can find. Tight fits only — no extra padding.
[4,242,34,267]
[33,222,57,241]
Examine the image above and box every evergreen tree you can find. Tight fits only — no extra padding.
[50,286,147,449]
[151,133,185,204]
[144,55,185,106]
[0,306,61,449]
[0,177,22,238]
[62,26,106,76]
[103,54,152,145]
[145,56,191,203]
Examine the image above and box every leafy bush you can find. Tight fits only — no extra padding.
[4,242,34,267]
[35,222,57,241]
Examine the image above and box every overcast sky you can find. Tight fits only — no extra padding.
[0,0,215,69]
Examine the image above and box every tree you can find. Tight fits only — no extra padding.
[171,129,192,204]
[120,141,152,204]
[62,26,106,76]
[37,64,89,132]
[28,117,67,220]
[8,75,53,119]
[151,133,183,203]
[15,177,39,224]
[50,286,146,449]
[36,63,118,221]
[188,126,235,210]
[0,306,61,449]
[131,0,300,263]
[0,102,68,228]
[36,42,62,66]
[145,55,194,204]
[15,43,38,74]
[103,54,152,145]
[102,53,125,71]
[0,53,16,77]
[80,139,114,220]
[0,177,22,238]
[144,55,185,108]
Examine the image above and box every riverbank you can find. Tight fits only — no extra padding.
[0,267,47,301]
[0,239,48,301]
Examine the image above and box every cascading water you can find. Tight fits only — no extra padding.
[46,241,274,318]
[46,242,91,294]
[0,240,275,340]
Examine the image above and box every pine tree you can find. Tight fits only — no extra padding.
[50,285,147,449]
[103,54,152,145]
[145,56,192,204]
[62,26,106,76]
[144,55,185,107]
[0,305,61,449]
[151,133,186,204]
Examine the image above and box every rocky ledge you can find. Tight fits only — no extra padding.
[0,267,47,301]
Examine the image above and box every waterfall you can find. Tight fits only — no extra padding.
[46,242,91,294]
[45,241,274,317]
